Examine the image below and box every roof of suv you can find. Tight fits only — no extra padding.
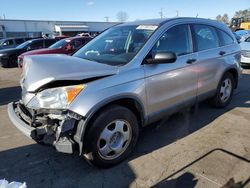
[121,17,220,26]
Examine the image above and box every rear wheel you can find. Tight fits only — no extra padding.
[210,73,235,108]
[84,105,139,168]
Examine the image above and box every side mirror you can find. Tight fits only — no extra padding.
[145,52,177,64]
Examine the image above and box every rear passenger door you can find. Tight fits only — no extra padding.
[190,24,225,99]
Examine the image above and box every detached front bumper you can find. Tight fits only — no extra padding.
[8,102,35,138]
[7,102,87,154]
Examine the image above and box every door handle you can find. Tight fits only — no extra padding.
[219,51,226,56]
[186,58,197,64]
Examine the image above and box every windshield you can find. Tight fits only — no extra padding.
[49,39,69,49]
[73,25,157,66]
[16,40,32,49]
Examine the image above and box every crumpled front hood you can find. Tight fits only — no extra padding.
[21,54,119,92]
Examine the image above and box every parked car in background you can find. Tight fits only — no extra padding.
[54,35,69,40]
[8,18,241,168]
[233,32,241,43]
[77,33,91,37]
[235,30,250,37]
[18,36,92,67]
[235,30,250,42]
[0,37,32,50]
[0,38,56,68]
[240,36,250,67]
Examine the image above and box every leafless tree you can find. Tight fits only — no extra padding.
[234,8,250,19]
[116,11,128,22]
[216,13,229,24]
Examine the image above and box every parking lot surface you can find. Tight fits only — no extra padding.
[0,67,250,188]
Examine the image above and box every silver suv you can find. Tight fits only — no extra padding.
[8,18,241,167]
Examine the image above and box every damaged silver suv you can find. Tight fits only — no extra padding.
[8,18,241,167]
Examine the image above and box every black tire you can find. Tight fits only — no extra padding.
[83,105,139,168]
[210,72,235,108]
[8,55,18,68]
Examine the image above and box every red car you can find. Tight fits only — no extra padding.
[18,36,92,67]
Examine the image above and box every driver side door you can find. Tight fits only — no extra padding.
[144,24,198,123]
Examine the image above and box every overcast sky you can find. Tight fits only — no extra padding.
[0,0,249,22]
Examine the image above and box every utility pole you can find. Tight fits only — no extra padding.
[159,8,163,19]
[3,14,5,19]
[104,16,109,22]
[176,10,179,17]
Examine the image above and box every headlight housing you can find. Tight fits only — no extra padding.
[0,53,6,57]
[27,84,86,109]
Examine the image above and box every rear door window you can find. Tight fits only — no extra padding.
[192,24,219,51]
[29,40,44,50]
[15,39,25,44]
[151,24,193,56]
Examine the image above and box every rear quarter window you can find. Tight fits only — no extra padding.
[217,29,234,46]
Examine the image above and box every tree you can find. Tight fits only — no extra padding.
[221,13,229,24]
[216,13,229,24]
[116,11,128,22]
[216,14,222,22]
[234,8,250,19]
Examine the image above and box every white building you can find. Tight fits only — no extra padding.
[0,19,119,38]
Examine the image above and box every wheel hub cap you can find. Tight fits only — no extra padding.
[98,120,132,160]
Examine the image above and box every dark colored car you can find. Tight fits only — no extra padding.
[18,36,92,67]
[0,38,56,68]
[0,37,32,50]
[54,35,69,40]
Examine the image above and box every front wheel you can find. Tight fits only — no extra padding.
[8,56,18,68]
[210,73,235,108]
[84,105,139,168]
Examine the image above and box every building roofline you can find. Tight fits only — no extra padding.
[0,18,120,24]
